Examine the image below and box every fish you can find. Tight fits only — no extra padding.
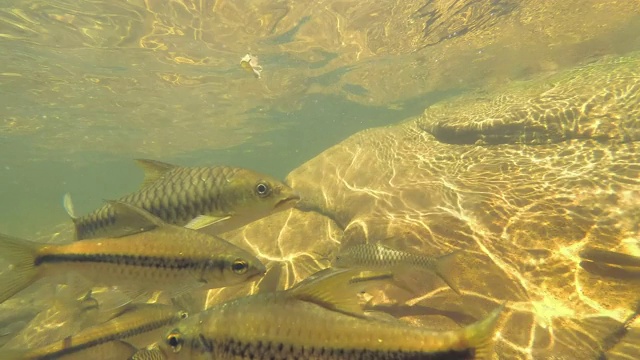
[332,242,462,295]
[144,268,504,360]
[64,159,299,240]
[0,201,266,304]
[3,303,187,360]
[6,288,102,350]
[596,298,640,358]
[579,247,640,267]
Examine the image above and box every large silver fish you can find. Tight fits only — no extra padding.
[3,303,187,360]
[143,269,503,360]
[0,201,266,304]
[64,159,300,240]
[332,242,462,295]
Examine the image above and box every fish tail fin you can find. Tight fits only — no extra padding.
[433,250,462,295]
[0,234,41,304]
[464,302,505,360]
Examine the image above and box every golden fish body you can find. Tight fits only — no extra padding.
[5,303,186,360]
[0,202,266,304]
[151,269,502,360]
[65,159,299,240]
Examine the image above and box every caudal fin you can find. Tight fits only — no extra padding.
[465,302,506,360]
[0,234,41,304]
[433,251,462,295]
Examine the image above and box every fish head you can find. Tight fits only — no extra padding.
[331,252,348,268]
[330,246,356,268]
[153,317,213,360]
[144,328,190,360]
[199,243,267,287]
[226,169,300,223]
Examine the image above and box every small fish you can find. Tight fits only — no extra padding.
[6,288,102,350]
[332,242,462,295]
[0,201,266,304]
[240,54,262,78]
[3,303,187,360]
[579,247,640,267]
[64,159,299,240]
[144,268,504,360]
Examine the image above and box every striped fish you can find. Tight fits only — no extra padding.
[144,269,503,360]
[4,303,186,360]
[0,201,266,305]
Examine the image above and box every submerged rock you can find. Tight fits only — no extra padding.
[220,51,640,359]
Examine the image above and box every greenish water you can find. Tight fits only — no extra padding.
[0,94,432,238]
[1,83,462,239]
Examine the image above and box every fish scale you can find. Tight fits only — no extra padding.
[64,159,300,240]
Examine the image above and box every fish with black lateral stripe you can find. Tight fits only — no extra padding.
[3,303,187,360]
[143,268,504,360]
[0,201,266,304]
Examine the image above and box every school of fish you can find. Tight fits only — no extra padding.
[0,159,505,359]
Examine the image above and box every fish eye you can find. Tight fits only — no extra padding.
[231,259,249,274]
[178,311,188,319]
[166,330,183,352]
[255,182,271,197]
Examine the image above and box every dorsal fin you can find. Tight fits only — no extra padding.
[63,193,78,221]
[288,268,394,317]
[134,159,177,188]
[104,200,166,236]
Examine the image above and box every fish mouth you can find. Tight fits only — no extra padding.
[248,269,267,282]
[274,193,301,210]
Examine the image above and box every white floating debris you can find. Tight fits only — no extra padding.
[240,54,263,79]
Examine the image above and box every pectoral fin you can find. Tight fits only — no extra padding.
[184,215,231,230]
[288,268,394,317]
